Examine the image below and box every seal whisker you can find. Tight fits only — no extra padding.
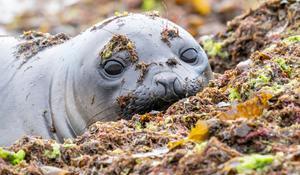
[84,105,116,130]
[120,87,132,92]
[87,105,116,124]
[94,100,111,108]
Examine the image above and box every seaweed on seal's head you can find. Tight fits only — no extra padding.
[99,34,138,63]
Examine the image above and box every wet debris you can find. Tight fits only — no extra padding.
[116,93,134,110]
[114,11,130,17]
[100,34,138,63]
[201,0,300,73]
[15,31,69,60]
[144,10,160,18]
[166,58,178,67]
[135,62,150,83]
[116,93,141,119]
[160,26,179,46]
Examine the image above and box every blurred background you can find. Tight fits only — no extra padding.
[0,0,262,37]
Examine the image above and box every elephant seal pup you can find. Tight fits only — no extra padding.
[0,13,213,145]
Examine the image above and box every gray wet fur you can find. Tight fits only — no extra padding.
[0,14,212,146]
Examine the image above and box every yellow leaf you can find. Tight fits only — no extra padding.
[167,139,187,150]
[167,120,209,150]
[192,0,211,15]
[188,120,209,142]
[219,92,273,120]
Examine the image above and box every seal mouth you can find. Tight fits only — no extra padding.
[118,75,206,119]
[150,98,177,113]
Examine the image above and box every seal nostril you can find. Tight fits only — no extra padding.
[173,78,184,97]
[156,81,167,96]
[154,74,184,98]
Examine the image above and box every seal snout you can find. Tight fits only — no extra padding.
[154,73,185,99]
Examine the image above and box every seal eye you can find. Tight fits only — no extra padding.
[180,48,198,63]
[103,60,124,76]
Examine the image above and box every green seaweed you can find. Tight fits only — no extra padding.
[135,121,143,131]
[249,73,271,89]
[0,148,26,165]
[235,154,274,173]
[283,35,300,44]
[44,143,61,159]
[62,143,76,148]
[228,88,241,101]
[202,37,229,59]
[261,83,284,94]
[100,43,113,60]
[146,121,158,131]
[274,57,291,76]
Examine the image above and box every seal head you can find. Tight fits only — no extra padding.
[68,13,213,134]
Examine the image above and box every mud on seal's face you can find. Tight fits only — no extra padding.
[96,14,213,119]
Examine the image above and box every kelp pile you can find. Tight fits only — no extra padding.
[1,0,300,174]
[201,0,300,73]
